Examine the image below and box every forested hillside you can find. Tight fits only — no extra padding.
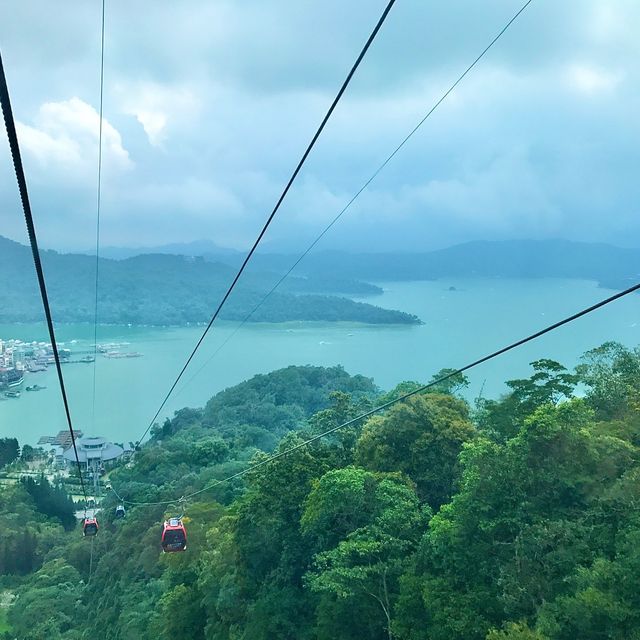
[7,235,638,326]
[0,236,419,326]
[2,344,640,639]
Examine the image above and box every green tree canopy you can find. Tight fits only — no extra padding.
[355,393,475,508]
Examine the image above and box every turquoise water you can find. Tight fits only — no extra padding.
[1,278,638,445]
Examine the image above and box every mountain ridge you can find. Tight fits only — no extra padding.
[2,236,637,326]
[0,235,417,326]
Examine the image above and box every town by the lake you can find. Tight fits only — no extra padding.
[0,336,142,398]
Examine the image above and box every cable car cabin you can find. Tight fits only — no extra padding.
[83,517,99,537]
[161,518,187,552]
[115,504,126,519]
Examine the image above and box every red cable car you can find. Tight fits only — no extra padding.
[83,517,99,537]
[161,517,187,552]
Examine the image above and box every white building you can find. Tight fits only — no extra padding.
[63,436,124,468]
[63,436,124,493]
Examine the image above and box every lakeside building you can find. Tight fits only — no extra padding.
[0,337,73,372]
[38,429,84,448]
[52,446,65,469]
[0,366,24,389]
[62,436,124,470]
[62,436,125,494]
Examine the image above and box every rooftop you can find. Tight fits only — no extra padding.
[62,435,124,463]
[38,429,84,447]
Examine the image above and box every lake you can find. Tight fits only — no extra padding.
[1,277,638,445]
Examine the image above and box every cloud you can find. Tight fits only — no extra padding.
[1,0,640,252]
[567,64,623,94]
[117,82,200,147]
[15,120,81,167]
[15,97,131,174]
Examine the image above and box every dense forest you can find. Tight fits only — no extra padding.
[2,342,640,639]
[0,236,418,326]
[4,235,640,327]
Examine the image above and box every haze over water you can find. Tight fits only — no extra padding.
[1,277,638,446]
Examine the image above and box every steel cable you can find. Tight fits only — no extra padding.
[0,49,88,501]
[112,279,640,506]
[91,0,106,429]
[174,0,535,397]
[137,0,399,445]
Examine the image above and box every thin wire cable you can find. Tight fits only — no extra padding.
[175,0,535,396]
[110,482,183,510]
[91,0,106,429]
[88,536,95,585]
[112,279,640,506]
[0,50,88,501]
[137,0,399,445]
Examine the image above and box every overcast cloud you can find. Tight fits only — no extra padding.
[0,0,638,253]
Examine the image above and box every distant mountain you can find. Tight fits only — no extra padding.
[70,242,380,297]
[243,239,640,291]
[59,237,640,291]
[92,237,640,286]
[84,240,242,261]
[13,236,636,326]
[0,236,417,326]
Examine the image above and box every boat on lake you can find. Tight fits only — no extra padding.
[28,365,47,372]
[4,390,20,398]
[104,351,143,359]
[25,385,46,391]
[6,371,24,388]
[97,342,131,353]
[79,355,95,363]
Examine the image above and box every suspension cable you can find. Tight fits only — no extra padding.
[91,0,106,429]
[0,49,88,501]
[136,0,399,446]
[112,279,640,506]
[88,536,95,585]
[174,0,535,397]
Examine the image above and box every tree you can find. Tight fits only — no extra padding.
[8,560,85,639]
[536,526,640,640]
[476,359,577,442]
[191,437,228,466]
[486,622,548,639]
[303,468,429,640]
[5,349,640,639]
[0,438,19,468]
[428,368,469,395]
[355,393,475,508]
[21,475,76,530]
[156,584,206,640]
[506,359,577,412]
[414,399,635,640]
[307,391,373,463]
[203,433,330,640]
[377,381,425,405]
[576,342,640,419]
[20,444,37,461]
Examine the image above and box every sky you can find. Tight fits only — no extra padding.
[0,0,638,253]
